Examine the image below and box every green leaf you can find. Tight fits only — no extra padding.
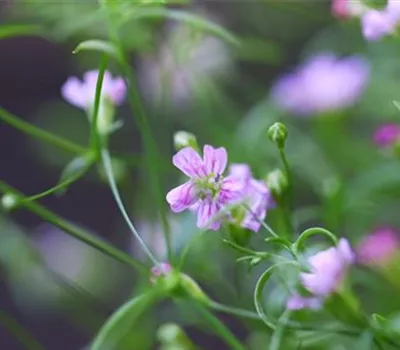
[354,331,374,349]
[293,227,337,253]
[73,40,121,61]
[56,154,94,195]
[0,25,43,40]
[91,290,164,350]
[121,8,239,46]
[254,261,299,331]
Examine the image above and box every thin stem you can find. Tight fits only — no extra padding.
[90,54,108,157]
[243,203,278,237]
[193,302,246,350]
[278,146,293,236]
[0,180,148,273]
[22,155,94,203]
[101,2,172,261]
[207,300,261,321]
[101,147,159,266]
[0,310,45,350]
[270,310,291,350]
[0,106,86,154]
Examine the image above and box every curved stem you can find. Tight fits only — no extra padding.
[0,106,86,154]
[101,2,172,262]
[0,180,148,273]
[0,310,44,350]
[101,147,159,266]
[207,300,261,321]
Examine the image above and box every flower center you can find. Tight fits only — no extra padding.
[195,173,223,199]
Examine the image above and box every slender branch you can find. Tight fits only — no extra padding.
[101,2,172,261]
[0,180,148,273]
[101,147,159,266]
[0,106,86,154]
[193,302,247,350]
[0,310,45,350]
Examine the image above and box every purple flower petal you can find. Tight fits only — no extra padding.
[61,77,89,109]
[219,175,246,204]
[172,147,206,178]
[361,10,395,41]
[166,181,198,212]
[196,198,221,230]
[286,293,322,311]
[203,145,227,175]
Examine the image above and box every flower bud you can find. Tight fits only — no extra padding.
[179,273,209,303]
[265,169,288,198]
[173,131,198,151]
[1,193,18,211]
[267,122,288,148]
[157,323,194,349]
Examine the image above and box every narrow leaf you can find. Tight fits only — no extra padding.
[91,290,163,350]
[0,25,43,40]
[73,40,121,61]
[121,8,239,46]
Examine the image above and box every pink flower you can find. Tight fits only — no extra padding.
[151,262,172,283]
[271,53,369,116]
[287,239,355,310]
[373,123,400,147]
[357,227,400,266]
[229,164,275,232]
[361,0,400,41]
[301,239,355,297]
[331,0,365,19]
[286,293,322,311]
[61,70,126,109]
[166,146,243,230]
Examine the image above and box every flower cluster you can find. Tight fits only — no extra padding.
[166,145,273,231]
[287,239,355,310]
[271,53,369,116]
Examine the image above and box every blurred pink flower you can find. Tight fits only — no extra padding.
[151,262,172,277]
[361,0,400,41]
[286,293,322,311]
[331,0,365,19]
[61,70,126,109]
[271,53,369,116]
[229,164,275,232]
[357,227,400,266]
[166,146,243,230]
[287,239,355,310]
[373,123,400,147]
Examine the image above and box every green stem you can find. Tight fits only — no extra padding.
[270,310,291,350]
[0,310,45,350]
[207,300,261,321]
[277,146,293,236]
[0,180,148,273]
[193,302,246,350]
[101,2,172,262]
[90,54,108,158]
[101,147,159,266]
[22,155,94,203]
[0,106,86,154]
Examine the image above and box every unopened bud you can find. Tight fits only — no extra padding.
[173,131,198,151]
[179,273,209,303]
[267,122,288,148]
[1,193,18,211]
[265,169,288,197]
[157,323,194,349]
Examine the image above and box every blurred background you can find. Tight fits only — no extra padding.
[1,0,400,349]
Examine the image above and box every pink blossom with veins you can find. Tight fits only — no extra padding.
[286,239,355,310]
[229,164,275,232]
[166,145,244,231]
[61,70,126,109]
